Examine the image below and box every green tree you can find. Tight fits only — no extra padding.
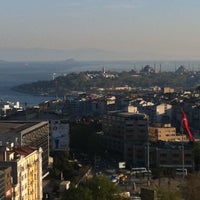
[61,175,130,200]
[152,168,175,188]
[70,122,103,157]
[61,186,93,200]
[50,151,83,181]
[152,168,164,187]
[157,187,182,200]
[181,173,200,200]
[193,141,200,171]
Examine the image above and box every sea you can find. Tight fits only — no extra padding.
[1,60,200,107]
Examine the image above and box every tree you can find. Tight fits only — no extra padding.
[152,168,175,188]
[70,122,103,158]
[157,187,182,200]
[152,168,164,187]
[193,141,200,171]
[61,175,130,200]
[14,70,200,96]
[61,186,93,200]
[50,151,83,181]
[181,173,200,200]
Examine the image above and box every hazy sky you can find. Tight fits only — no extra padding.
[0,0,200,61]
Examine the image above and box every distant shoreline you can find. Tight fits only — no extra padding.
[1,60,200,106]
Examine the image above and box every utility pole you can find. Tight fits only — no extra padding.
[181,126,185,179]
[147,141,150,186]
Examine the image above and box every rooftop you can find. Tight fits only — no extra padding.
[107,111,148,120]
[0,121,46,134]
[14,146,38,156]
[0,166,11,171]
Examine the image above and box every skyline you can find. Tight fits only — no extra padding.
[1,0,200,61]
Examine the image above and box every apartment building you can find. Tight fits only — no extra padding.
[0,146,43,200]
[148,123,188,142]
[163,87,174,94]
[138,103,172,123]
[149,142,194,170]
[102,111,149,167]
[0,121,49,175]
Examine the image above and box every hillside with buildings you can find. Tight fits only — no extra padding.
[12,65,200,97]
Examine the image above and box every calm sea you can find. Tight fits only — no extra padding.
[0,60,200,107]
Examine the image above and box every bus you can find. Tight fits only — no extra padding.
[176,168,187,176]
[131,167,151,175]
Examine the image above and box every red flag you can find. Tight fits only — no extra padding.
[181,111,195,142]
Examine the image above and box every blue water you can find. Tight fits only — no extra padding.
[0,60,200,106]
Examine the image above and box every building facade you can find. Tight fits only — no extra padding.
[102,111,149,167]
[0,166,12,200]
[163,87,174,94]
[50,120,70,151]
[137,103,172,123]
[0,121,49,175]
[148,123,188,142]
[149,142,194,170]
[0,146,43,200]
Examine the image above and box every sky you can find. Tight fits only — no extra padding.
[0,0,200,61]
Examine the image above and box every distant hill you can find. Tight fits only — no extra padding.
[63,58,76,62]
[0,59,7,63]
[12,70,200,96]
[0,48,135,61]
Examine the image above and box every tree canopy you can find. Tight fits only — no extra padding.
[61,175,130,200]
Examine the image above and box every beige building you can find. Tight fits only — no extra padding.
[148,123,188,142]
[155,103,172,123]
[163,87,174,94]
[0,146,43,200]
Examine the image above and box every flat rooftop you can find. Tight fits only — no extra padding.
[14,146,38,156]
[0,121,43,134]
[107,111,148,119]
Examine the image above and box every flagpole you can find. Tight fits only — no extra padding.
[147,141,150,186]
[182,128,185,179]
[181,113,185,179]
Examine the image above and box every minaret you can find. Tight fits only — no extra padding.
[154,63,156,73]
[102,67,106,74]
